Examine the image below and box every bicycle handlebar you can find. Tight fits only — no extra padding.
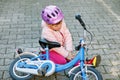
[75,14,93,50]
[75,14,86,30]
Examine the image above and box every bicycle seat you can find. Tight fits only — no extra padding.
[39,38,61,49]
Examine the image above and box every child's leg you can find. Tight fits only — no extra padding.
[49,50,67,64]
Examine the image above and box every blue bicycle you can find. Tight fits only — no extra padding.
[9,15,103,80]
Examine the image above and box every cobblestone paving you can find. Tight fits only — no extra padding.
[0,0,120,80]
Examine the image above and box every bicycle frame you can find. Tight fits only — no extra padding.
[28,31,87,80]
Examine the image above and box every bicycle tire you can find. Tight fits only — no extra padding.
[69,66,103,80]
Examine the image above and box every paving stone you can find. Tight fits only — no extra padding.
[0,65,9,71]
[100,59,112,66]
[0,71,3,79]
[4,59,13,65]
[3,71,11,79]
[0,53,14,58]
[102,73,120,80]
[0,59,4,66]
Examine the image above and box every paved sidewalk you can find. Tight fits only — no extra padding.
[0,0,120,80]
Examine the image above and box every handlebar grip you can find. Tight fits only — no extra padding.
[75,15,86,30]
[75,44,81,51]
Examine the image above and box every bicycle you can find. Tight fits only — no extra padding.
[9,14,103,80]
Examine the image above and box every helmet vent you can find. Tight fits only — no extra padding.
[51,13,55,17]
[55,10,58,14]
[47,14,51,18]
[57,8,60,11]
[42,11,44,13]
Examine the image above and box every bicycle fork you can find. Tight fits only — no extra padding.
[80,40,88,80]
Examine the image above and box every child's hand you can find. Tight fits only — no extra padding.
[66,52,75,60]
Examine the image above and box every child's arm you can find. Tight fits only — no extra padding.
[61,21,73,52]
[41,27,69,58]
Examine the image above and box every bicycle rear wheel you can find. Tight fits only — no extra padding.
[69,66,103,80]
[9,55,34,80]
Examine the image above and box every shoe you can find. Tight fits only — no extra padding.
[73,55,101,67]
[92,55,101,67]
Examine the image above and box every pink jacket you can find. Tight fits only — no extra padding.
[41,20,73,58]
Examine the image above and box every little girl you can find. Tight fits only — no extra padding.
[40,5,101,67]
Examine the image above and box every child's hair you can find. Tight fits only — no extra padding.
[41,5,64,24]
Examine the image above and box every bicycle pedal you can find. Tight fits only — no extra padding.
[38,65,49,76]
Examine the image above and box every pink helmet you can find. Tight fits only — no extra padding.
[41,5,64,24]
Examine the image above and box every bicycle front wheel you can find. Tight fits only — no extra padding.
[69,66,103,80]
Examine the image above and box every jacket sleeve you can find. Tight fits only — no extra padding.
[62,21,73,52]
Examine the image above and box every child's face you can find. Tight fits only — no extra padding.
[47,21,62,31]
